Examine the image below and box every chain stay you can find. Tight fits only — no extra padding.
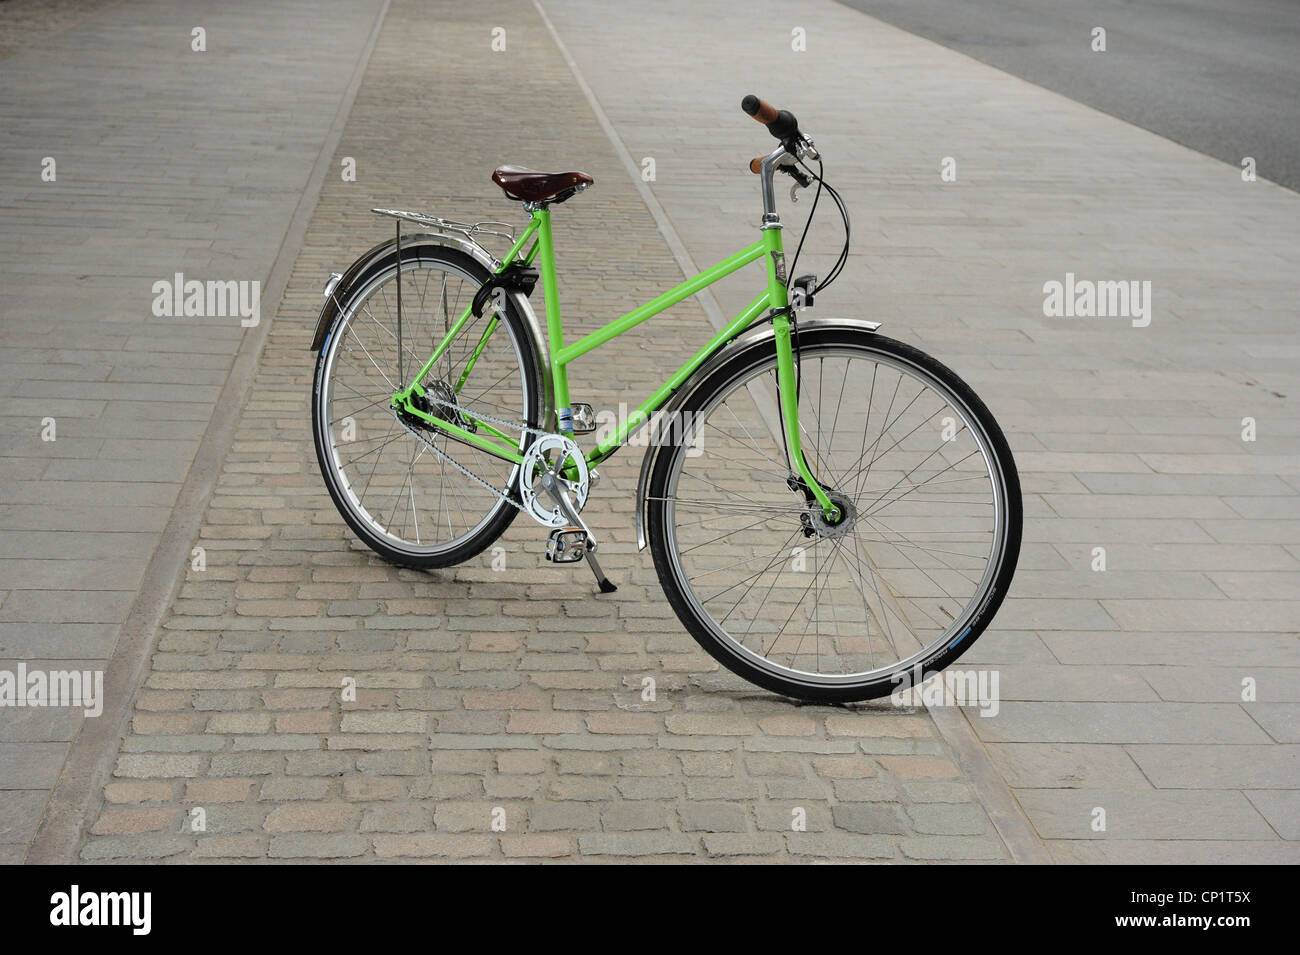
[393,391,573,524]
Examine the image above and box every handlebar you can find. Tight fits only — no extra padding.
[742,94,800,142]
[743,94,817,177]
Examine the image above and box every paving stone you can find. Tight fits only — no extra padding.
[267,834,368,859]
[259,779,331,802]
[1125,745,1299,790]
[80,835,190,861]
[984,743,1152,790]
[1242,791,1300,840]
[975,702,1270,744]
[906,805,990,836]
[678,802,750,833]
[263,803,355,833]
[526,802,600,832]
[1048,840,1300,865]
[104,782,174,804]
[701,833,785,857]
[600,802,674,831]
[501,834,574,858]
[0,792,48,843]
[900,837,1006,861]
[359,805,432,833]
[832,804,910,835]
[113,754,207,779]
[577,832,697,856]
[192,835,266,859]
[372,833,493,859]
[1017,790,1276,840]
[786,832,894,859]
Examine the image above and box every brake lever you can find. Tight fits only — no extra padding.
[780,162,814,202]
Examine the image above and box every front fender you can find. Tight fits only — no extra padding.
[634,316,881,551]
[308,232,555,431]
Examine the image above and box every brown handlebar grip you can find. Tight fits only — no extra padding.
[749,156,764,174]
[742,94,779,125]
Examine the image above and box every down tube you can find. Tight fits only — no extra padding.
[587,290,772,463]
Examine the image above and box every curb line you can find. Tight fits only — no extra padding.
[927,703,1053,863]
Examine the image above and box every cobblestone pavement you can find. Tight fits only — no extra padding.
[543,0,1300,862]
[69,0,1014,862]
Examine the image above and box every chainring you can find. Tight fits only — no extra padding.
[518,434,589,527]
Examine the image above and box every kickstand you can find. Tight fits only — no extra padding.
[540,471,617,593]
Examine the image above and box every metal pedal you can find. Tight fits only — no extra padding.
[540,470,618,594]
[546,527,588,563]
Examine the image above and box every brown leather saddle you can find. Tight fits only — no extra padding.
[491,165,593,203]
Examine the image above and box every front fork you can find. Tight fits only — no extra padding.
[763,227,840,522]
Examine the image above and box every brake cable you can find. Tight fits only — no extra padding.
[790,155,850,295]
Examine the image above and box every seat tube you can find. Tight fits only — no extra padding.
[533,206,572,433]
[765,223,837,517]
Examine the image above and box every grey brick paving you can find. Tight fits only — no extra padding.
[64,0,1010,863]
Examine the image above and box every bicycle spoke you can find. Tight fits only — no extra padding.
[660,340,1008,687]
[319,256,532,557]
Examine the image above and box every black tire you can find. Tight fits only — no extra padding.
[646,329,1021,703]
[312,244,542,569]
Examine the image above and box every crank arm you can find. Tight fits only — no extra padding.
[540,472,617,594]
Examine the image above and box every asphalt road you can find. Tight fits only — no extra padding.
[836,0,1300,191]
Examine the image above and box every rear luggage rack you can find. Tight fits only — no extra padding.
[370,208,517,266]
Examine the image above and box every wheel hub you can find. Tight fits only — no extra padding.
[803,489,856,540]
[425,380,475,432]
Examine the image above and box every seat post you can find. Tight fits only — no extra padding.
[529,205,572,433]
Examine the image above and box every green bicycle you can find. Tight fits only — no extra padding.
[310,95,1022,703]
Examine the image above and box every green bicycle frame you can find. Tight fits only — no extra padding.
[392,207,837,517]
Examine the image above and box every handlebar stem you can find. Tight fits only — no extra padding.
[758,145,797,228]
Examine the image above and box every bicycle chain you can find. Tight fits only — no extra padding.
[392,391,550,517]
[397,410,528,514]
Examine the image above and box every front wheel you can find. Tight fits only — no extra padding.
[646,329,1021,703]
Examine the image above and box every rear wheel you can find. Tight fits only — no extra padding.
[646,329,1021,703]
[312,244,542,568]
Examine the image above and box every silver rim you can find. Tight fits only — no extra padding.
[660,342,1010,688]
[317,257,533,556]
